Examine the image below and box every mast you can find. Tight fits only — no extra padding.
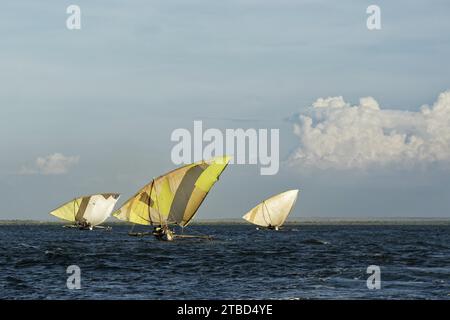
[262,201,272,227]
[153,178,163,227]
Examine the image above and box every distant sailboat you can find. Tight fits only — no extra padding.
[113,156,230,241]
[242,189,299,230]
[50,193,120,230]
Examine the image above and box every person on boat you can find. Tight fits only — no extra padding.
[77,219,91,230]
[152,226,164,240]
[152,225,174,241]
[161,225,174,241]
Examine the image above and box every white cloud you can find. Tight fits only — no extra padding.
[20,153,80,175]
[288,90,450,170]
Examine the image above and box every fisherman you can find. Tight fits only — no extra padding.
[152,225,174,241]
[152,226,164,240]
[161,225,174,241]
[77,219,92,230]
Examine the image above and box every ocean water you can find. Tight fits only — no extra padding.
[0,224,449,300]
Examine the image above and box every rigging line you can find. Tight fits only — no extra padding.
[153,178,163,227]
[74,198,80,222]
[262,201,272,226]
[148,180,154,226]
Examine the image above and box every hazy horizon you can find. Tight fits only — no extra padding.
[1,216,450,225]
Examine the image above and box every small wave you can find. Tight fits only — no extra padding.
[44,247,65,256]
[407,266,450,274]
[3,276,31,290]
[19,243,40,250]
[14,258,42,267]
[261,250,279,254]
[302,239,329,245]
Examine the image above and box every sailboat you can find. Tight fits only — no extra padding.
[50,193,120,230]
[242,189,299,230]
[113,155,230,241]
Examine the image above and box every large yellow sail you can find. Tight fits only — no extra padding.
[113,156,230,227]
[242,190,299,227]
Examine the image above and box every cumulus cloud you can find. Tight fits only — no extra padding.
[288,90,450,170]
[19,153,80,175]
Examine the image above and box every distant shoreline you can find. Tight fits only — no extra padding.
[0,218,449,226]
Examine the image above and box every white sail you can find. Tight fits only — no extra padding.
[82,194,121,226]
[242,190,299,227]
[50,193,120,227]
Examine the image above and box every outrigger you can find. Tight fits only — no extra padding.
[63,221,112,231]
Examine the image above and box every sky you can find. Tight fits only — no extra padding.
[1,0,449,220]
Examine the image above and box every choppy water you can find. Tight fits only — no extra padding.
[0,224,449,299]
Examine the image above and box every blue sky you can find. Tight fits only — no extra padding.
[1,1,450,220]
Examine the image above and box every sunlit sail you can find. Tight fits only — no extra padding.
[50,193,120,230]
[113,156,231,240]
[242,190,299,230]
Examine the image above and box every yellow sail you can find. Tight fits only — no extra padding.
[50,198,80,222]
[50,193,120,226]
[113,156,230,227]
[243,190,299,227]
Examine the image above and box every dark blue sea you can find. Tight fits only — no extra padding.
[0,224,449,299]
